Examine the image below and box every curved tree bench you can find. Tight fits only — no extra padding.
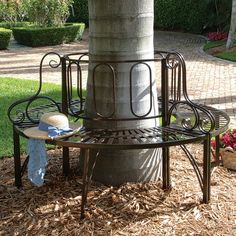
[8,51,230,219]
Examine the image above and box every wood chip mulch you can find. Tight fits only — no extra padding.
[0,145,236,235]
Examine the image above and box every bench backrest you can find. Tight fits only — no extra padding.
[62,51,188,128]
[7,50,218,133]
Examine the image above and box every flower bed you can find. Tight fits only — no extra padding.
[207,32,228,41]
[221,129,236,150]
[0,27,12,50]
[12,23,85,47]
[211,129,236,170]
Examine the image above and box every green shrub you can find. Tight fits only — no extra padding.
[64,23,85,41]
[0,21,31,29]
[0,28,12,49]
[0,0,27,23]
[12,23,85,47]
[24,0,73,27]
[68,0,88,26]
[154,0,207,33]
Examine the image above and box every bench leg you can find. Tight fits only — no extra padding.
[215,135,221,164]
[13,127,22,188]
[203,135,211,203]
[214,114,221,165]
[62,147,70,176]
[81,148,90,219]
[162,147,171,190]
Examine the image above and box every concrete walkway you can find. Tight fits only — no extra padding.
[1,30,236,127]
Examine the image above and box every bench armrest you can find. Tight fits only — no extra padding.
[8,95,61,125]
[167,100,216,133]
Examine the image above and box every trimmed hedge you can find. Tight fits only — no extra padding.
[12,23,85,47]
[154,0,207,33]
[0,28,12,50]
[64,23,85,41]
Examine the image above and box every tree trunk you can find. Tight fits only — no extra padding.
[83,0,162,185]
[226,0,236,49]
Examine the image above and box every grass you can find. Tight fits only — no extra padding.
[203,40,225,50]
[216,51,236,62]
[0,77,68,158]
[204,40,236,62]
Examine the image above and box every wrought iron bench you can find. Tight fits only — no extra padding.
[8,50,230,219]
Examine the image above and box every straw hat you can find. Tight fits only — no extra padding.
[23,112,79,140]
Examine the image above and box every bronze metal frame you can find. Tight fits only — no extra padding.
[7,51,230,219]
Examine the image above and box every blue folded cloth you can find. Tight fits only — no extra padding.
[27,139,48,187]
[27,125,73,186]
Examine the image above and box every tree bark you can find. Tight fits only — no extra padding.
[83,0,162,185]
[226,0,236,49]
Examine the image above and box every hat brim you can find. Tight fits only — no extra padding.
[23,123,80,140]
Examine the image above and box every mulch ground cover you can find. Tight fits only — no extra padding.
[0,145,236,235]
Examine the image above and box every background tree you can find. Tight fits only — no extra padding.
[68,0,88,26]
[204,0,231,32]
[226,0,236,49]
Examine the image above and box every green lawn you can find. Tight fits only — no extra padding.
[0,77,65,157]
[204,40,236,62]
[216,51,236,62]
[203,40,225,50]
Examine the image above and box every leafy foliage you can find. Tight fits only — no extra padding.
[70,0,208,33]
[0,0,27,22]
[154,0,207,33]
[68,0,88,26]
[204,0,231,32]
[0,27,12,49]
[23,0,74,27]
[0,0,74,27]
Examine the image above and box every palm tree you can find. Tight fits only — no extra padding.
[226,0,236,49]
[83,0,162,185]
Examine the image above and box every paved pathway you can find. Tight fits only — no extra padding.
[1,30,236,127]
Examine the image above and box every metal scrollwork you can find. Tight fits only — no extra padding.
[165,52,180,70]
[39,52,62,91]
[25,96,61,123]
[8,52,62,125]
[168,101,216,133]
[163,51,216,134]
[8,98,33,125]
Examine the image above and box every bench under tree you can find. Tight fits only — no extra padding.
[8,51,230,218]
